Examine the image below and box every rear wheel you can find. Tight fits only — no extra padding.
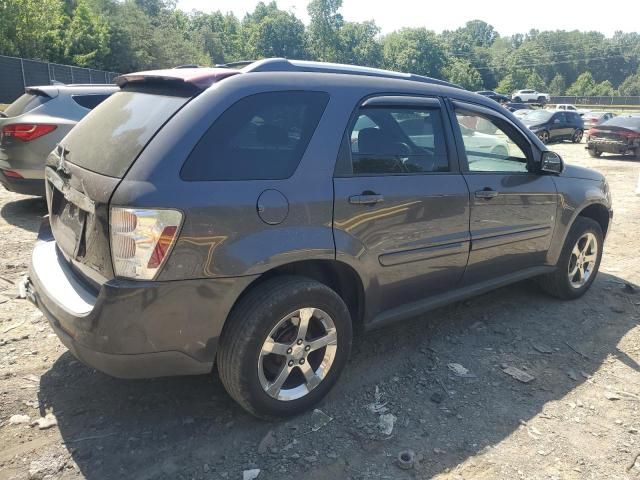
[588,149,602,158]
[538,217,603,300]
[217,276,352,419]
[572,129,584,143]
[538,130,550,144]
[537,96,547,105]
[514,96,522,102]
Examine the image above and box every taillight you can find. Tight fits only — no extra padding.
[2,169,23,179]
[620,131,640,139]
[110,207,182,280]
[2,124,57,142]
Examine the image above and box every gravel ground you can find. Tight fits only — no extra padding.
[1,143,639,480]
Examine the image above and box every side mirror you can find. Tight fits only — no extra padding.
[541,151,563,174]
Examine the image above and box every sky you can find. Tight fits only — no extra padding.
[176,0,637,37]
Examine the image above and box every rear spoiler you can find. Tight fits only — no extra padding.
[25,86,59,99]
[115,68,241,91]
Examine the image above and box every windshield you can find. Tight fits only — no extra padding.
[63,90,190,178]
[601,117,640,129]
[3,92,51,117]
[522,110,552,124]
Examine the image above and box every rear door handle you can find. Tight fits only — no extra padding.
[349,194,384,205]
[474,188,499,199]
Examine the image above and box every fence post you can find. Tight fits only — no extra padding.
[48,62,52,84]
[20,58,26,89]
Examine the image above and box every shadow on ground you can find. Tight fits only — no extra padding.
[0,196,46,232]
[38,273,639,479]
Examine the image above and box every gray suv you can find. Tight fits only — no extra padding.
[26,59,612,419]
[0,84,117,196]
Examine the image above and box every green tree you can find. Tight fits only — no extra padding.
[337,21,382,67]
[307,0,343,62]
[566,72,597,96]
[189,11,241,64]
[526,70,546,91]
[63,0,110,68]
[618,74,640,95]
[242,2,307,59]
[382,28,446,77]
[593,80,615,96]
[443,58,482,90]
[548,74,566,95]
[0,0,64,59]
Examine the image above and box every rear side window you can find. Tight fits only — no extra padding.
[72,94,111,110]
[3,93,51,117]
[181,91,329,181]
[63,91,189,178]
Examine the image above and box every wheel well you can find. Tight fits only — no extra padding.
[235,260,365,328]
[578,203,610,236]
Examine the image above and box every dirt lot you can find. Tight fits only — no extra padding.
[1,143,639,480]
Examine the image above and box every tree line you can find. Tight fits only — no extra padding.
[2,0,640,96]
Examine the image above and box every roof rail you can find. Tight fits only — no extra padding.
[242,58,461,89]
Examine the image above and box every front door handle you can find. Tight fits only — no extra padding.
[349,194,384,205]
[474,188,499,199]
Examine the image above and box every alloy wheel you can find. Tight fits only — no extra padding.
[258,308,338,401]
[538,131,549,144]
[568,232,598,288]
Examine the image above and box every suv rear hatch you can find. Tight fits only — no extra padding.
[44,68,240,286]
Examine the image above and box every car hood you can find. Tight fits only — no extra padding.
[559,164,604,181]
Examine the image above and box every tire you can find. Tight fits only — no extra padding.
[538,130,550,144]
[632,148,640,160]
[538,217,603,300]
[588,149,602,158]
[514,96,522,102]
[537,96,547,105]
[572,129,584,143]
[217,276,352,419]
[492,145,509,158]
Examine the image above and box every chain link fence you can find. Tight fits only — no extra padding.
[551,96,640,106]
[0,55,119,104]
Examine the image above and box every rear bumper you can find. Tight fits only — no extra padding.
[586,140,638,155]
[0,170,45,196]
[28,218,257,378]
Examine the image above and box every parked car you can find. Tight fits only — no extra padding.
[586,116,640,158]
[505,102,533,112]
[582,111,616,130]
[513,109,533,120]
[512,89,550,104]
[476,90,511,103]
[552,104,578,112]
[0,84,118,196]
[25,59,612,419]
[521,110,585,144]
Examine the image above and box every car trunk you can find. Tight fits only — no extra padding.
[589,126,638,143]
[43,69,240,285]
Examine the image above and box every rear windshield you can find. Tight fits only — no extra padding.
[601,117,640,129]
[3,92,51,117]
[63,91,189,178]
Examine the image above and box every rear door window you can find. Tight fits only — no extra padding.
[3,92,51,117]
[63,90,190,178]
[72,94,112,110]
[181,91,329,181]
[347,107,449,175]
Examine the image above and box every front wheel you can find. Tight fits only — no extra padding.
[538,130,550,144]
[572,129,584,143]
[514,96,522,102]
[217,276,352,419]
[538,217,603,300]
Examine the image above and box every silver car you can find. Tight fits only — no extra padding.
[0,84,118,196]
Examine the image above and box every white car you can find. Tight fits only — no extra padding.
[550,104,591,116]
[512,89,550,104]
